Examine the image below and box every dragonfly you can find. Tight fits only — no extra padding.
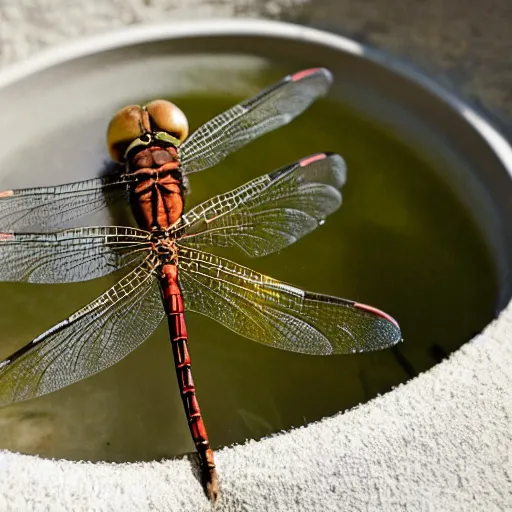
[0,68,401,501]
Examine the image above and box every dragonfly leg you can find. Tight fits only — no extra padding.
[160,265,219,501]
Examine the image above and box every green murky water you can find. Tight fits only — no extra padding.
[0,91,498,462]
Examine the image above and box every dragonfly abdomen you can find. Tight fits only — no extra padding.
[159,263,219,499]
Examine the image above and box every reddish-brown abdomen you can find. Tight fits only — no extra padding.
[160,265,218,499]
[160,264,212,448]
[160,264,181,297]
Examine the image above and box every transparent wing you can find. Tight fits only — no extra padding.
[177,153,345,257]
[178,247,401,355]
[0,174,133,231]
[0,226,151,283]
[179,68,332,174]
[0,260,164,406]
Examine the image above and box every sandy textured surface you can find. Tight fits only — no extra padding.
[0,2,511,511]
[290,0,512,127]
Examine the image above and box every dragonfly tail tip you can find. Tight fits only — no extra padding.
[202,467,220,502]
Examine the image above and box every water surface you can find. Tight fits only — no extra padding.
[0,89,498,462]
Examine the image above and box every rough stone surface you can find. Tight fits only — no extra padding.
[289,0,512,129]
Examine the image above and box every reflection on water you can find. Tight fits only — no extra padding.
[0,78,498,463]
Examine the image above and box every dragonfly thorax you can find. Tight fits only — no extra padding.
[127,149,185,232]
[150,231,179,265]
[127,144,180,174]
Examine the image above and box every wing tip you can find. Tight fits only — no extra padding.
[298,152,347,188]
[299,153,328,167]
[354,302,400,330]
[326,152,347,186]
[290,67,333,84]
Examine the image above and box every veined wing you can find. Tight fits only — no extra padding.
[177,153,345,257]
[0,174,133,231]
[0,226,150,283]
[179,68,332,174]
[178,247,401,355]
[0,260,164,406]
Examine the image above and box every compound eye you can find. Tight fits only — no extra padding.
[145,100,189,143]
[106,105,145,162]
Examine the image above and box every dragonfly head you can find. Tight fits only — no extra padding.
[107,100,189,163]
